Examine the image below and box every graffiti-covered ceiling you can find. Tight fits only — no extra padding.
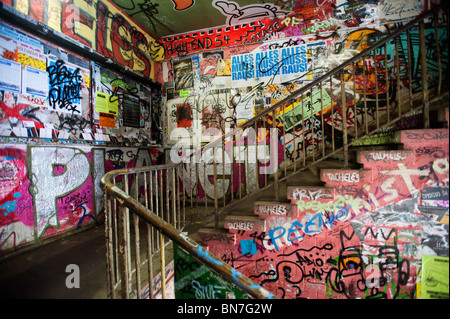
[110,0,295,38]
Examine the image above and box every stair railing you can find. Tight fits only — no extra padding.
[181,2,449,226]
[102,3,448,299]
[102,163,277,299]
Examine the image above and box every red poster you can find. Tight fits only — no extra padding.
[176,104,192,128]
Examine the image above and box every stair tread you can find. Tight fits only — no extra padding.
[197,228,236,245]
[394,128,449,144]
[197,227,232,233]
[287,185,334,189]
[225,215,262,220]
[254,200,292,204]
[224,215,266,232]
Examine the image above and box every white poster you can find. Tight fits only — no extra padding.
[235,99,254,123]
[231,44,308,88]
[379,0,424,21]
[0,57,22,93]
[22,65,49,97]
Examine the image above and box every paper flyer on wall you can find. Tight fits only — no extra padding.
[22,65,49,97]
[173,58,194,90]
[231,43,308,88]
[419,255,449,299]
[0,57,21,93]
[95,91,118,115]
[236,98,254,123]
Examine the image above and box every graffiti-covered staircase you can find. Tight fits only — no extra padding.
[103,3,449,299]
[196,107,449,299]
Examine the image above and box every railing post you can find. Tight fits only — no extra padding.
[213,151,219,228]
[419,20,430,128]
[159,233,166,299]
[146,223,154,299]
[433,11,442,97]
[272,109,279,201]
[340,72,349,167]
[133,173,141,298]
[118,204,130,299]
[104,192,115,299]
[123,174,132,289]
[133,213,141,299]
[406,30,414,111]
[395,36,401,118]
[172,167,178,230]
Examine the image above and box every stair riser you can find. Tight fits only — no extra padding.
[254,202,297,218]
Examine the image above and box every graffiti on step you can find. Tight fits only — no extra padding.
[204,132,449,298]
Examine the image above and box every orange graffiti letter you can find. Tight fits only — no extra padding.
[172,0,194,11]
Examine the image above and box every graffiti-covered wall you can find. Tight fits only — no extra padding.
[1,0,164,80]
[0,11,164,255]
[0,143,163,253]
[161,0,447,201]
[194,127,449,299]
[161,0,449,299]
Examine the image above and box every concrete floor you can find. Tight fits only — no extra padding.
[0,225,108,299]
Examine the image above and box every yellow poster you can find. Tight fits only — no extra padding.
[419,255,449,299]
[95,92,118,115]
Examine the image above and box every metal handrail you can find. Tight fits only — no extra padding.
[102,2,448,299]
[102,163,277,299]
[102,170,276,299]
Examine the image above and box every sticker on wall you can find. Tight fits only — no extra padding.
[179,90,190,98]
[240,239,257,256]
[217,59,231,76]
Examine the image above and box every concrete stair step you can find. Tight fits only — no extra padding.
[286,186,335,204]
[197,227,236,246]
[350,131,399,147]
[357,149,415,166]
[254,201,297,218]
[320,168,373,186]
[394,128,449,149]
[224,215,266,233]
